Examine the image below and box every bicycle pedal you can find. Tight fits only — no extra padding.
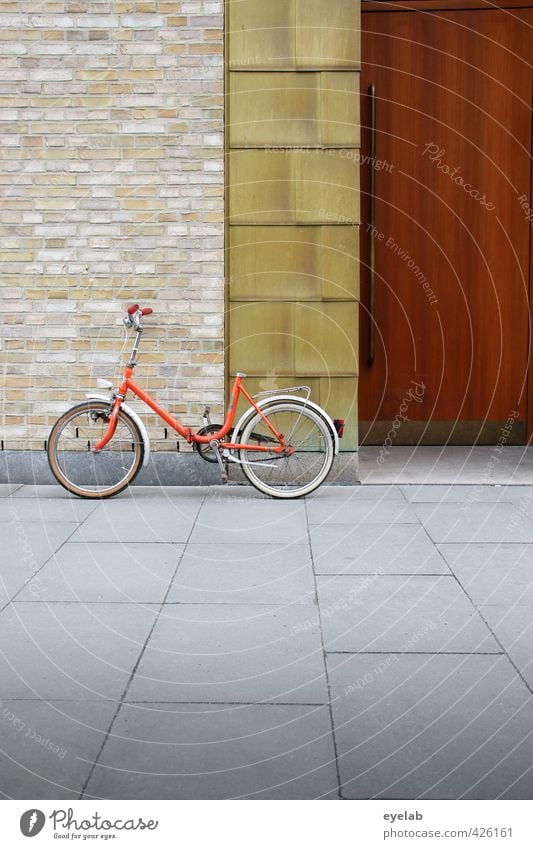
[221,472,228,485]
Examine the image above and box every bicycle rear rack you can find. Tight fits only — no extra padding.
[253,385,312,401]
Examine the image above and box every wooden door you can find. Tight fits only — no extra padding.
[359,5,533,445]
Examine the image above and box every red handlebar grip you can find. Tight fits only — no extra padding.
[141,307,153,316]
[127,303,140,315]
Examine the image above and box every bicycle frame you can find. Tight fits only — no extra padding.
[92,367,289,456]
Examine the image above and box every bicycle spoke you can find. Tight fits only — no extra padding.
[239,403,334,497]
[50,402,144,496]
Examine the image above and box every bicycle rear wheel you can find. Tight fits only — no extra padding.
[47,401,144,498]
[239,402,334,498]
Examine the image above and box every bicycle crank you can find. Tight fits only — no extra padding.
[208,438,228,484]
[193,424,227,463]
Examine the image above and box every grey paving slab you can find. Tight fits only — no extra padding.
[359,446,533,485]
[206,486,270,502]
[0,484,22,496]
[401,485,513,503]
[439,544,533,606]
[307,485,406,501]
[126,603,328,704]
[12,484,207,500]
[412,502,533,543]
[70,498,200,543]
[0,481,531,802]
[317,575,500,653]
[191,501,309,544]
[307,499,419,526]
[167,544,315,605]
[507,489,533,516]
[310,523,450,575]
[0,497,96,523]
[0,602,157,700]
[500,486,533,501]
[1,522,78,607]
[480,606,533,690]
[126,486,209,500]
[84,702,339,799]
[16,542,183,603]
[11,485,85,499]
[327,653,533,799]
[0,699,117,799]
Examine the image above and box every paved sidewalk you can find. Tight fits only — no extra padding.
[1,482,533,799]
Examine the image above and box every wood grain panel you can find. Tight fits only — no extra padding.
[358,8,532,441]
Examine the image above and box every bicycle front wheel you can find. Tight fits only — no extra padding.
[239,402,334,498]
[47,401,144,498]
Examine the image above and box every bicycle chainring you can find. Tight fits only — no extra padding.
[193,424,225,463]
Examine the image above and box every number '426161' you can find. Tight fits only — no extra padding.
[469,828,512,838]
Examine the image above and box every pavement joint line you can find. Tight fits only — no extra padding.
[446,556,533,698]
[314,572,455,577]
[438,541,533,547]
[324,650,506,655]
[64,541,312,546]
[441,531,533,688]
[0,698,118,702]
[10,600,318,607]
[304,497,343,801]
[119,700,331,706]
[1,501,100,616]
[78,487,209,800]
[0,698,331,706]
[480,602,533,607]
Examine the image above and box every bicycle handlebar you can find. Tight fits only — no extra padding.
[123,304,153,330]
[127,304,153,317]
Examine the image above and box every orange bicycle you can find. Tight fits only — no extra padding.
[47,304,340,499]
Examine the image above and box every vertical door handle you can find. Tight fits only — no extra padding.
[368,83,376,366]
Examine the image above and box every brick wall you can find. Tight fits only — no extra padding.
[0,1,224,451]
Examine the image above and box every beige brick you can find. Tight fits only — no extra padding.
[123,69,164,80]
[75,69,118,80]
[0,251,33,261]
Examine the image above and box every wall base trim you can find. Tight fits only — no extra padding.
[0,451,360,487]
